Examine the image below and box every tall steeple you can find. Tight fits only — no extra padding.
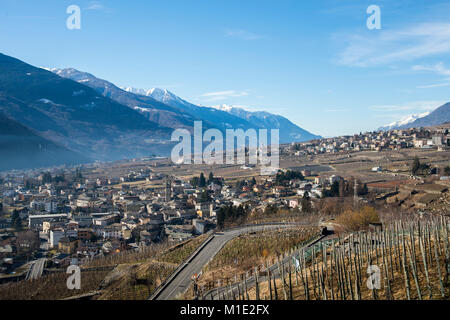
[165,176,172,202]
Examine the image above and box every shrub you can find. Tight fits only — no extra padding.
[336,206,380,231]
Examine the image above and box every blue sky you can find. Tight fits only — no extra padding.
[1,0,450,137]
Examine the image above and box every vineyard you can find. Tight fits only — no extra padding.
[207,217,449,300]
[0,235,208,300]
[0,270,109,300]
[156,234,209,265]
[96,234,209,300]
[1,217,448,301]
[182,227,320,299]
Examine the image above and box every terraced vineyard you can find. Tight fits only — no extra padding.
[0,235,209,300]
[183,227,320,299]
[210,217,449,300]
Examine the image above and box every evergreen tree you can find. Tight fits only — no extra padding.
[236,180,246,189]
[199,173,206,187]
[445,166,450,176]
[216,205,249,229]
[217,209,225,229]
[275,170,304,185]
[208,172,214,184]
[331,181,340,196]
[75,168,83,182]
[359,183,369,195]
[191,176,200,188]
[42,172,52,184]
[411,156,430,175]
[54,174,65,183]
[412,156,421,175]
[11,210,22,230]
[199,190,211,203]
[301,198,312,213]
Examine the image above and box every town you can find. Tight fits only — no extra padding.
[1,123,449,297]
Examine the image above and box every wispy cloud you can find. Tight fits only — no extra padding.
[85,1,106,11]
[416,82,450,89]
[412,62,450,75]
[4,15,57,20]
[337,22,450,67]
[211,104,258,112]
[369,100,445,112]
[326,108,350,112]
[199,90,249,102]
[223,29,267,41]
[150,84,182,89]
[412,62,450,88]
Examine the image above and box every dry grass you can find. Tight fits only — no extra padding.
[156,234,209,265]
[96,261,176,300]
[0,270,109,300]
[96,234,210,300]
[335,206,381,232]
[0,234,209,300]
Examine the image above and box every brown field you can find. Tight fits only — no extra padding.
[367,180,412,189]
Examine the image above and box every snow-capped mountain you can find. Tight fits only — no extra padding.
[47,68,321,143]
[1,54,172,164]
[122,87,185,107]
[379,112,431,131]
[45,69,256,132]
[211,104,322,142]
[122,89,321,142]
[131,88,321,142]
[44,68,200,130]
[379,102,450,130]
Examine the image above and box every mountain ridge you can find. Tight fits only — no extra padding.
[211,104,322,142]
[0,53,173,163]
[48,68,321,143]
[0,53,322,170]
[379,102,450,130]
[0,111,88,171]
[379,111,431,131]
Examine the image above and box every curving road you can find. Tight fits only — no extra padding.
[152,224,301,300]
[26,258,46,280]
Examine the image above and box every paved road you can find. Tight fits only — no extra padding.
[27,258,46,280]
[153,224,297,300]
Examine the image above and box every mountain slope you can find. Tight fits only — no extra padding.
[0,53,172,161]
[49,68,253,132]
[399,102,450,129]
[0,112,88,171]
[47,67,320,143]
[380,103,450,130]
[212,104,321,143]
[379,112,430,131]
[122,87,255,132]
[125,87,321,143]
[48,68,197,130]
